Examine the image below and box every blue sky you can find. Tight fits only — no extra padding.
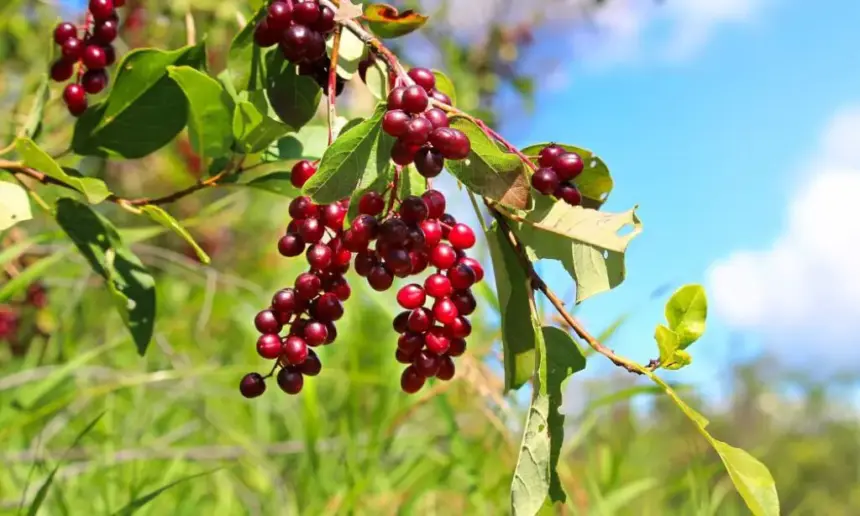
[489,0,860,393]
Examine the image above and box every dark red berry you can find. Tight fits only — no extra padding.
[382,109,410,137]
[53,22,77,46]
[277,367,304,394]
[448,223,476,249]
[408,67,436,92]
[267,1,293,30]
[446,316,472,338]
[401,365,426,394]
[410,250,429,274]
[385,248,412,277]
[88,0,115,21]
[82,45,107,69]
[380,218,409,244]
[400,85,429,114]
[257,333,283,359]
[351,214,380,240]
[429,243,457,269]
[240,372,267,398]
[458,257,484,283]
[423,108,449,129]
[555,183,583,206]
[398,331,425,354]
[391,139,421,166]
[321,203,346,230]
[254,20,280,47]
[396,348,416,364]
[422,190,446,219]
[289,196,318,220]
[92,19,118,44]
[436,356,455,381]
[103,45,116,66]
[429,89,452,105]
[387,86,406,110]
[448,337,467,357]
[368,265,394,291]
[413,350,441,377]
[354,251,377,277]
[399,196,429,224]
[424,327,450,354]
[311,6,336,33]
[295,272,322,299]
[393,311,410,333]
[298,218,325,243]
[61,37,83,60]
[63,84,88,116]
[451,290,477,316]
[401,117,433,145]
[272,288,300,314]
[358,191,385,216]
[282,25,313,60]
[255,309,282,334]
[278,233,305,257]
[291,160,317,188]
[51,59,76,82]
[290,318,308,337]
[282,335,309,365]
[448,263,477,290]
[82,69,108,94]
[538,144,565,168]
[406,226,426,251]
[397,284,426,310]
[306,244,333,270]
[300,349,322,376]
[303,321,329,347]
[324,321,337,344]
[414,147,444,178]
[326,275,352,301]
[312,293,343,321]
[293,0,320,24]
[531,167,559,195]
[554,152,584,181]
[407,307,433,333]
[429,128,470,160]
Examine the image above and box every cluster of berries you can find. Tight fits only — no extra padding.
[382,68,471,178]
[253,0,336,64]
[531,144,585,206]
[240,161,483,397]
[50,0,124,116]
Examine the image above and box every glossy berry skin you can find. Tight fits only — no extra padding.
[278,233,305,257]
[538,144,565,168]
[423,108,449,129]
[387,87,406,110]
[368,266,394,291]
[282,335,309,365]
[254,20,280,48]
[382,109,410,137]
[448,337,467,357]
[390,139,420,166]
[398,332,425,354]
[393,311,410,333]
[299,349,322,376]
[298,218,325,243]
[407,307,433,333]
[413,350,441,378]
[267,1,293,30]
[312,6,336,33]
[53,22,77,45]
[531,167,559,195]
[420,220,443,248]
[401,117,433,145]
[424,327,450,354]
[399,196,429,224]
[303,321,329,347]
[255,309,282,334]
[61,37,83,60]
[554,152,584,181]
[306,244,333,270]
[272,288,300,314]
[257,334,283,359]
[429,244,457,270]
[436,356,456,381]
[457,257,484,283]
[63,84,88,116]
[448,223,476,249]
[400,366,425,394]
[293,1,320,24]
[408,67,436,92]
[448,263,477,290]
[295,272,322,300]
[51,60,76,82]
[396,348,416,364]
[312,293,344,322]
[359,191,385,216]
[88,0,115,21]
[82,69,108,94]
[321,204,346,230]
[429,89,452,106]
[397,284,426,310]
[555,183,583,206]
[414,147,444,178]
[380,218,409,244]
[291,160,317,188]
[433,298,459,325]
[277,368,304,394]
[451,290,477,316]
[425,274,452,298]
[422,190,446,219]
[447,316,472,339]
[83,45,108,70]
[103,45,116,66]
[240,373,267,398]
[428,128,470,160]
[289,196,318,220]
[92,19,118,44]
[400,85,429,114]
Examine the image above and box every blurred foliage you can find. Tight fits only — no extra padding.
[1,0,856,514]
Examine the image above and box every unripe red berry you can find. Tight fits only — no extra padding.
[531,167,559,195]
[282,335,309,365]
[54,22,77,45]
[413,350,441,377]
[397,284,426,310]
[257,333,283,359]
[408,67,436,92]
[303,321,329,347]
[436,356,456,381]
[295,272,322,299]
[278,233,305,257]
[419,220,443,248]
[291,160,317,188]
[255,309,282,334]
[368,265,394,291]
[424,327,450,354]
[240,372,267,398]
[553,152,584,182]
[400,365,426,393]
[407,307,433,333]
[277,367,304,394]
[425,273,452,298]
[538,144,565,168]
[429,243,457,269]
[359,191,385,216]
[448,223,476,249]
[422,190,446,219]
[382,109,410,137]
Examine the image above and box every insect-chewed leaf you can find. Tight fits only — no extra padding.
[364,4,429,38]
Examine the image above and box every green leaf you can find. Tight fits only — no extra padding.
[364,4,429,38]
[543,327,586,503]
[55,199,156,355]
[265,125,329,162]
[362,57,389,100]
[511,196,642,303]
[432,70,457,106]
[397,164,427,199]
[110,469,220,515]
[167,66,235,162]
[654,325,691,370]
[643,370,779,516]
[327,29,366,78]
[139,206,210,264]
[22,74,50,139]
[266,53,322,130]
[27,413,104,516]
[227,6,267,91]
[486,223,535,391]
[232,100,291,154]
[0,181,32,230]
[521,143,613,209]
[242,172,301,198]
[15,138,111,203]
[302,102,394,204]
[665,284,707,348]
[446,116,530,210]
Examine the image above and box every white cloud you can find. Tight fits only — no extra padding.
[708,106,860,367]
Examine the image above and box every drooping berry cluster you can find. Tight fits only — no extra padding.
[50,0,124,116]
[531,144,585,206]
[253,0,336,64]
[382,68,471,178]
[241,160,483,397]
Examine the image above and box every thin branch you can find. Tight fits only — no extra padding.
[327,27,343,145]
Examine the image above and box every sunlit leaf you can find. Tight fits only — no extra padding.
[364,4,429,38]
[16,137,111,203]
[0,180,32,230]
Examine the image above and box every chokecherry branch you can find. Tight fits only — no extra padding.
[327,26,343,145]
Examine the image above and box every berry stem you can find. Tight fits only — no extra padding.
[327,26,343,145]
[387,165,401,215]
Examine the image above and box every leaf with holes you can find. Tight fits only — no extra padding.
[432,70,457,106]
[511,196,642,303]
[16,137,111,203]
[55,199,156,355]
[233,101,291,154]
[167,66,234,163]
[302,102,394,204]
[266,53,322,130]
[364,4,429,38]
[0,181,32,230]
[446,116,530,210]
[140,206,210,264]
[487,223,536,391]
[521,143,613,209]
[665,284,707,348]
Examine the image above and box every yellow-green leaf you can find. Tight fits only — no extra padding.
[167,66,234,163]
[140,206,210,264]
[15,138,111,204]
[0,181,32,230]
[665,284,707,348]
